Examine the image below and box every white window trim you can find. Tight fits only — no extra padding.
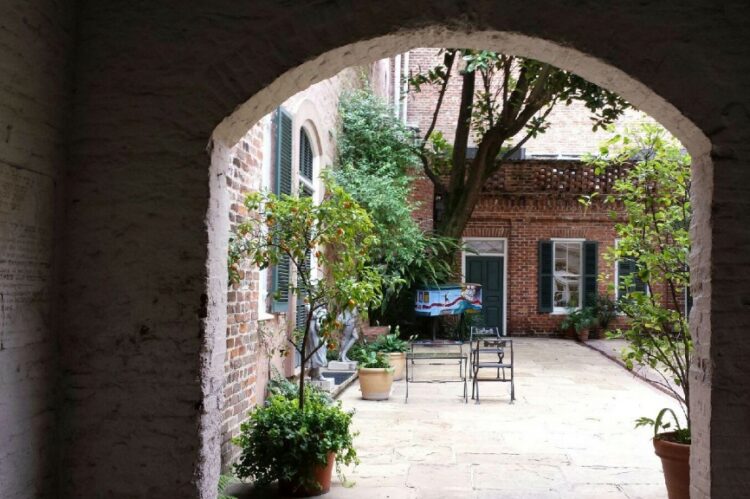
[257,116,275,321]
[551,239,583,314]
[460,237,508,335]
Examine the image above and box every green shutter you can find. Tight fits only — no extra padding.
[538,240,553,313]
[583,241,598,307]
[618,257,646,299]
[299,130,314,182]
[275,108,293,196]
[272,107,293,312]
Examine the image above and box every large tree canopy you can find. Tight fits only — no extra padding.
[409,49,631,239]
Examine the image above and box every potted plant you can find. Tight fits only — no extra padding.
[560,307,598,342]
[231,179,383,495]
[591,294,618,339]
[591,124,692,499]
[354,350,394,400]
[233,387,358,496]
[635,408,690,499]
[370,326,409,380]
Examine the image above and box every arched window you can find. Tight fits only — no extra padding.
[299,129,314,196]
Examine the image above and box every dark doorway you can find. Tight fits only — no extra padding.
[466,256,505,332]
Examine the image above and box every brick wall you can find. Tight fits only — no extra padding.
[2,2,743,497]
[410,161,679,335]
[221,68,361,469]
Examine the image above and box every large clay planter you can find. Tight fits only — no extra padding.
[386,352,406,381]
[358,367,394,400]
[653,433,690,499]
[278,452,335,497]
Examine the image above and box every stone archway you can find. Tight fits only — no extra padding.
[210,27,715,497]
[49,3,749,498]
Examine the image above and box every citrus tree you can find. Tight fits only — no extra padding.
[590,124,692,435]
[233,178,383,410]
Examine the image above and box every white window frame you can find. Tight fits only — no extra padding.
[460,237,508,335]
[257,115,275,321]
[550,238,584,314]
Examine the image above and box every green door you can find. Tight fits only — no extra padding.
[466,256,505,332]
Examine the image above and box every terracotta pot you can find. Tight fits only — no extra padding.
[386,352,406,381]
[278,452,336,497]
[653,433,690,499]
[358,367,394,400]
[577,328,590,342]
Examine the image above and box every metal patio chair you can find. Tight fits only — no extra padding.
[470,326,515,403]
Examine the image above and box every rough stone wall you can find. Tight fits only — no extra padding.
[406,47,654,156]
[7,1,741,497]
[0,1,74,497]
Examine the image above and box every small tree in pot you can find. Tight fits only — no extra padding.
[590,124,692,499]
[230,178,383,494]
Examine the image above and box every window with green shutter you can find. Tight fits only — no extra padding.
[295,129,315,330]
[538,241,553,313]
[582,241,598,307]
[539,239,598,313]
[271,107,293,312]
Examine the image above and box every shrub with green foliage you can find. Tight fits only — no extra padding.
[587,123,691,440]
[334,89,458,311]
[233,388,358,493]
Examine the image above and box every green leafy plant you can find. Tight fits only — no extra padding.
[232,389,359,493]
[217,474,238,499]
[370,327,409,353]
[588,124,691,437]
[636,408,691,445]
[593,294,618,331]
[560,307,598,332]
[334,88,459,314]
[233,177,383,411]
[353,349,392,369]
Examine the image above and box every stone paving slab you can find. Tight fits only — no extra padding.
[328,338,677,498]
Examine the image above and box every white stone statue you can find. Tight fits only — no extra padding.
[337,308,359,363]
[305,306,328,381]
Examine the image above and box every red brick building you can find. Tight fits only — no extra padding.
[376,48,677,336]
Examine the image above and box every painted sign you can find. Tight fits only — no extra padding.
[414,283,482,316]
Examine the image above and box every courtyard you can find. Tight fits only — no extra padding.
[326,338,676,498]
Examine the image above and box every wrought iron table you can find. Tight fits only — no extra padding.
[405,340,468,403]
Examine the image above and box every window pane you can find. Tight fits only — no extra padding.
[465,239,504,254]
[553,241,582,309]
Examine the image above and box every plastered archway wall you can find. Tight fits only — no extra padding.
[212,28,715,493]
[53,2,750,498]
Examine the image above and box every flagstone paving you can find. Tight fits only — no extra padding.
[325,338,677,499]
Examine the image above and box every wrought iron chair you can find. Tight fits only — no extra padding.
[470,326,515,403]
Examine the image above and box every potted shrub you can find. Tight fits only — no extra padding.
[355,350,394,400]
[370,327,409,381]
[232,180,383,495]
[233,387,358,497]
[560,307,598,342]
[591,294,617,339]
[591,124,692,499]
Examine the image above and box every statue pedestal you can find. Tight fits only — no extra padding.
[327,360,358,371]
